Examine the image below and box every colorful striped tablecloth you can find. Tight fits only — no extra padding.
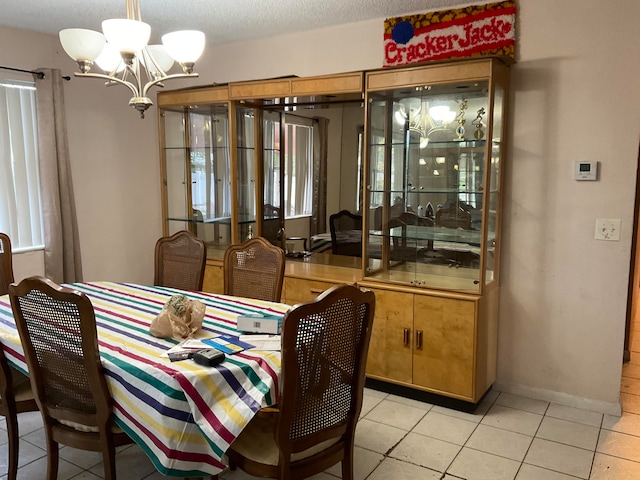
[0,282,290,477]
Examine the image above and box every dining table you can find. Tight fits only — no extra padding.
[0,281,291,477]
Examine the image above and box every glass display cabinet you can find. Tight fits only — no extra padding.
[158,87,235,259]
[361,58,510,405]
[364,59,508,295]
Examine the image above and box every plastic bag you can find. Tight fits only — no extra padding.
[150,294,206,340]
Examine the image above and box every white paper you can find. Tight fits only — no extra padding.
[239,334,281,351]
[161,336,219,357]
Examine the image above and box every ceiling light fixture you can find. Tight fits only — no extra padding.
[59,0,205,118]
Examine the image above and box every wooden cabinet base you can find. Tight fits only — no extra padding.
[365,377,493,413]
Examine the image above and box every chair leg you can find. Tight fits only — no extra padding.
[341,445,355,480]
[5,410,19,480]
[44,432,59,480]
[102,439,117,480]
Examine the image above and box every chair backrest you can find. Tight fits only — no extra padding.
[8,276,113,432]
[154,230,207,291]
[397,211,435,227]
[329,210,363,256]
[261,204,282,246]
[224,236,285,302]
[276,284,375,461]
[0,233,15,296]
[435,204,472,230]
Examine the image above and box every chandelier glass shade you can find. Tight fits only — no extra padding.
[59,0,205,118]
[395,98,457,147]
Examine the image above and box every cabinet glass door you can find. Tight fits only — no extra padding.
[189,105,231,253]
[262,110,283,246]
[236,106,257,240]
[161,103,232,258]
[365,80,492,293]
[163,109,190,235]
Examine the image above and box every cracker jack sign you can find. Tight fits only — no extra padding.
[383,1,516,67]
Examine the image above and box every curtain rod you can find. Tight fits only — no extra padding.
[0,66,70,81]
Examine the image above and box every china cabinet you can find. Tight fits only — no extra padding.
[360,58,509,404]
[157,59,510,406]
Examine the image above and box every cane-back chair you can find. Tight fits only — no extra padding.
[329,210,362,257]
[9,276,133,480]
[224,236,285,302]
[225,284,376,480]
[154,230,207,291]
[0,342,38,480]
[0,233,15,296]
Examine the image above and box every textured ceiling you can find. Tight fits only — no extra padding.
[1,0,470,45]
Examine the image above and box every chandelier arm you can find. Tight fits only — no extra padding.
[141,73,199,97]
[73,72,140,98]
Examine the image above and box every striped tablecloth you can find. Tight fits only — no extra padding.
[0,282,290,477]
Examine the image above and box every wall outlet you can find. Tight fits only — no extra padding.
[595,218,621,241]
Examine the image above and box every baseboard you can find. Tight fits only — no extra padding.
[493,381,622,416]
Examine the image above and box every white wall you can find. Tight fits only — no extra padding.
[1,26,167,285]
[3,0,639,411]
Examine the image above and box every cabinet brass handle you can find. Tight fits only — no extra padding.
[403,328,410,346]
[416,330,423,350]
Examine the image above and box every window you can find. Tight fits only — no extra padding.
[0,80,44,251]
[263,114,313,218]
[283,117,313,217]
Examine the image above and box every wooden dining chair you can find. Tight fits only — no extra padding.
[154,230,207,291]
[329,210,362,257]
[0,232,15,296]
[224,284,376,480]
[8,276,134,480]
[224,236,285,302]
[435,204,472,230]
[0,342,38,480]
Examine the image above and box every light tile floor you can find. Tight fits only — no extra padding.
[2,383,640,479]
[6,325,640,480]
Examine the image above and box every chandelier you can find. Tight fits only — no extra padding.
[395,98,457,147]
[59,0,205,118]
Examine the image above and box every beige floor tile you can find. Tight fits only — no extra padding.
[323,446,383,480]
[621,376,640,396]
[367,457,441,480]
[385,393,433,411]
[466,424,533,462]
[431,404,486,424]
[364,398,428,431]
[481,404,543,436]
[516,463,584,480]
[9,455,84,480]
[412,410,478,445]
[363,387,388,399]
[524,438,594,479]
[354,418,407,454]
[597,429,640,463]
[602,411,640,436]
[447,447,520,480]
[536,416,600,451]
[590,452,640,480]
[621,393,640,415]
[545,404,603,428]
[495,393,549,415]
[360,392,386,418]
[389,432,461,472]
[307,472,345,480]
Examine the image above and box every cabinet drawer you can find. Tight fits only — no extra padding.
[283,278,337,305]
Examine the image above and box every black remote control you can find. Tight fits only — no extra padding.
[192,348,225,366]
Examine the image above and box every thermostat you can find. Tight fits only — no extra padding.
[574,161,598,181]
